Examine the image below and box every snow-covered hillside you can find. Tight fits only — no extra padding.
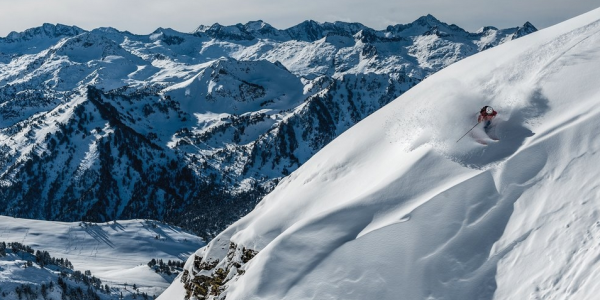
[0,216,203,298]
[0,16,536,238]
[165,7,600,300]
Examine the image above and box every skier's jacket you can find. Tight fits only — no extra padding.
[478,106,497,123]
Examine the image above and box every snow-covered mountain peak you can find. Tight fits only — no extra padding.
[387,14,468,37]
[244,20,276,33]
[282,20,365,42]
[199,22,256,41]
[2,23,85,41]
[415,13,443,25]
[92,26,126,34]
[284,20,330,41]
[164,57,304,115]
[513,21,538,39]
[193,24,210,33]
[477,25,499,33]
[0,23,86,55]
[328,21,370,35]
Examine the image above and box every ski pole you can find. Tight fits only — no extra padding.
[456,122,479,143]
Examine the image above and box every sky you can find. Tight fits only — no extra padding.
[0,0,598,37]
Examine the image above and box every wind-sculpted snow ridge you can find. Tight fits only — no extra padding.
[1,15,536,239]
[166,8,600,300]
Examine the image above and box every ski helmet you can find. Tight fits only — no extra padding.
[485,106,493,114]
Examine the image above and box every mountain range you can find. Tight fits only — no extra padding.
[0,15,536,239]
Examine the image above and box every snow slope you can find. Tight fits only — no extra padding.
[0,216,203,297]
[164,7,600,300]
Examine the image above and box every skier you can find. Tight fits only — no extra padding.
[478,106,497,129]
[456,105,499,143]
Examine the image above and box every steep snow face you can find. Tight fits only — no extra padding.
[170,8,600,300]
